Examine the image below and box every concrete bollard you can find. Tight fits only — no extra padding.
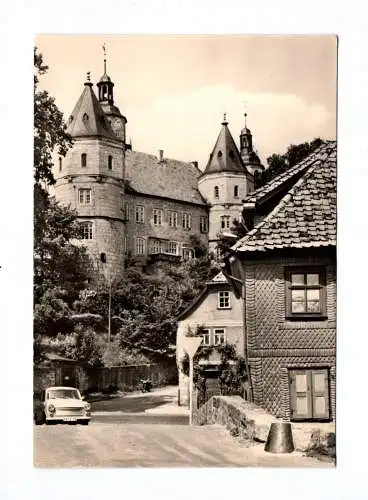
[264,422,295,453]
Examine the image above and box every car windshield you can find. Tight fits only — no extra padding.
[47,389,80,400]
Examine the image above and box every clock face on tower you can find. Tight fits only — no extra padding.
[109,116,125,142]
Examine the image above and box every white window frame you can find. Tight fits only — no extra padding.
[153,208,163,226]
[182,247,194,260]
[136,237,146,255]
[168,210,178,228]
[202,329,211,346]
[220,215,230,229]
[167,241,179,255]
[80,221,93,240]
[135,205,145,224]
[150,239,161,254]
[218,290,231,309]
[78,188,92,205]
[213,328,226,346]
[182,213,192,230]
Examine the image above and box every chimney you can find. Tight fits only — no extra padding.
[158,149,164,162]
[192,161,199,169]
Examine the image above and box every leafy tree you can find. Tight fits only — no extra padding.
[34,47,72,186]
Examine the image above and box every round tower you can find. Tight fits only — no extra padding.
[198,115,253,255]
[54,72,126,282]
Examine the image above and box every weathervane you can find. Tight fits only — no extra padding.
[102,42,107,73]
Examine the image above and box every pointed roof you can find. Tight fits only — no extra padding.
[202,116,246,175]
[232,141,336,253]
[66,77,117,140]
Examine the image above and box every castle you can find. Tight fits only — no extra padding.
[54,61,264,281]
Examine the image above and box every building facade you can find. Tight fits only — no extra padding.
[176,272,243,406]
[224,141,337,421]
[54,62,263,280]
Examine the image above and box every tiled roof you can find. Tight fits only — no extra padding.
[243,142,331,205]
[232,141,336,252]
[67,82,117,141]
[202,120,247,176]
[125,150,206,205]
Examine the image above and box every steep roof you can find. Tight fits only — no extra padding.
[66,82,117,140]
[202,119,247,175]
[232,141,336,253]
[125,150,206,205]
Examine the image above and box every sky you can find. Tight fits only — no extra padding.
[36,35,337,170]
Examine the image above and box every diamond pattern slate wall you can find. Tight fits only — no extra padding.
[245,253,336,420]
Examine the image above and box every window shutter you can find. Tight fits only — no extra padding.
[289,370,312,420]
[311,369,330,419]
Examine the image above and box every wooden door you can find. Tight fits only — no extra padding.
[289,368,330,421]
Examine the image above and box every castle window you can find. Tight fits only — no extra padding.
[217,151,223,158]
[218,291,231,309]
[81,153,87,168]
[136,237,146,255]
[100,252,107,263]
[108,155,113,170]
[168,211,178,228]
[214,186,219,199]
[58,157,62,171]
[200,216,208,233]
[234,185,239,198]
[80,222,93,240]
[150,239,162,254]
[135,205,145,224]
[124,202,130,221]
[153,208,163,226]
[182,247,194,260]
[221,215,230,229]
[79,188,92,204]
[82,113,89,122]
[182,213,192,230]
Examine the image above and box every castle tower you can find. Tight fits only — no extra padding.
[198,114,254,254]
[239,112,264,185]
[54,72,126,282]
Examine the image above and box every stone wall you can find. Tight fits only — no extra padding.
[193,394,335,456]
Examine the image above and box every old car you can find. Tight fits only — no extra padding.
[34,386,91,425]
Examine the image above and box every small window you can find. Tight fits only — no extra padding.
[200,216,208,233]
[214,186,219,199]
[202,329,211,346]
[81,153,87,168]
[135,205,145,224]
[218,291,231,309]
[100,252,107,263]
[153,208,163,226]
[80,222,93,240]
[217,151,222,158]
[285,267,327,319]
[220,215,230,229]
[289,368,330,421]
[234,185,239,198]
[58,157,62,172]
[124,202,130,221]
[78,188,92,204]
[168,211,178,228]
[229,151,235,160]
[136,237,146,255]
[82,113,89,122]
[182,213,192,230]
[150,239,161,254]
[182,247,194,261]
[108,155,113,170]
[213,328,226,346]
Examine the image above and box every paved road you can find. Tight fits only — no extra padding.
[34,387,332,468]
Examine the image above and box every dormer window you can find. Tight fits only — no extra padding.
[108,155,113,170]
[81,153,87,168]
[214,186,219,199]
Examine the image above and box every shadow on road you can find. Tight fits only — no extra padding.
[91,393,175,413]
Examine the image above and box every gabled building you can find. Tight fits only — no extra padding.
[223,141,336,421]
[176,272,243,406]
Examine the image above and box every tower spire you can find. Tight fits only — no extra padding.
[102,42,107,74]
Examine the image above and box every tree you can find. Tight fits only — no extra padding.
[34,47,72,186]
